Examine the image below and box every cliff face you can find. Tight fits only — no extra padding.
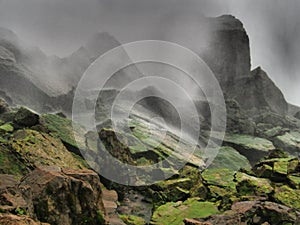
[201,15,288,115]
[202,15,251,90]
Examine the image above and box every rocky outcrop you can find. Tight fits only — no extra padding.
[227,67,288,115]
[201,16,288,115]
[201,15,251,93]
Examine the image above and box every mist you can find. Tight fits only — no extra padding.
[0,0,299,105]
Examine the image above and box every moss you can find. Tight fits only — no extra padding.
[15,207,26,215]
[40,114,86,150]
[224,134,275,152]
[273,161,289,175]
[201,168,236,192]
[0,123,14,133]
[235,172,273,196]
[151,198,219,225]
[274,185,300,210]
[96,210,105,224]
[120,214,146,225]
[9,129,86,170]
[288,175,300,189]
[0,144,27,176]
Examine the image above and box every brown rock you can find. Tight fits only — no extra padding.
[19,166,106,225]
[0,214,50,225]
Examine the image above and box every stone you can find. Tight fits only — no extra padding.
[151,198,219,225]
[223,134,275,165]
[9,129,87,170]
[209,146,251,171]
[20,167,106,225]
[274,185,300,211]
[235,172,274,196]
[0,214,50,225]
[39,114,86,155]
[14,107,39,127]
[191,201,300,225]
[273,132,300,156]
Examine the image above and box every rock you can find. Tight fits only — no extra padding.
[273,132,300,156]
[184,218,212,225]
[101,187,126,225]
[39,114,86,155]
[0,123,14,133]
[235,172,274,196]
[191,201,300,225]
[9,129,87,170]
[295,111,300,120]
[274,185,300,211]
[228,67,288,115]
[223,134,275,165]
[19,166,106,225]
[253,112,297,129]
[119,215,146,225]
[0,98,9,114]
[201,15,251,94]
[14,107,39,127]
[117,190,151,224]
[150,198,219,225]
[0,214,50,225]
[0,144,27,176]
[139,166,206,207]
[209,146,251,171]
[225,99,256,135]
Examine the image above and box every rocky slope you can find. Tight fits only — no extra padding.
[1,14,300,225]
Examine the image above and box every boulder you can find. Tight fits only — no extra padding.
[14,107,39,127]
[223,134,275,165]
[39,114,86,155]
[20,166,106,225]
[209,146,251,171]
[235,172,274,196]
[273,132,300,156]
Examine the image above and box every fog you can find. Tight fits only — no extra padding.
[0,0,299,105]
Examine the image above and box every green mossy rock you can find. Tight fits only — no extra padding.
[209,146,251,171]
[150,198,219,225]
[0,123,13,133]
[202,168,236,191]
[120,215,146,225]
[273,132,300,156]
[274,185,300,210]
[9,129,87,170]
[235,172,274,196]
[40,114,86,154]
[288,174,300,189]
[223,134,275,164]
[0,144,27,176]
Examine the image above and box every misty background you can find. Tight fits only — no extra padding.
[0,0,299,105]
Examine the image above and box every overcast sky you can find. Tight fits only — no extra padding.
[0,0,299,105]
